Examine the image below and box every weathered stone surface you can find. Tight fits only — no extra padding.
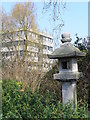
[62,81,77,104]
[54,72,82,81]
[61,32,72,43]
[59,58,78,72]
[48,43,86,59]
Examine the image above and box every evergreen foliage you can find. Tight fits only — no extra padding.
[2,80,89,119]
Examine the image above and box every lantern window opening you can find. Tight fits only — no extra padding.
[61,61,70,69]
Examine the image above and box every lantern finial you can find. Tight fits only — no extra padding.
[61,32,72,43]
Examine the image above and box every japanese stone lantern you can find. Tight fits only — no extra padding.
[48,32,86,105]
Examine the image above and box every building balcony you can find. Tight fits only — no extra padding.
[1,45,25,52]
[1,47,9,52]
[43,67,49,72]
[27,46,38,53]
[43,49,52,55]
[27,57,38,62]
[43,41,53,47]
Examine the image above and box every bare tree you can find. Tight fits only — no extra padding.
[1,1,64,91]
[42,0,66,47]
[1,2,43,92]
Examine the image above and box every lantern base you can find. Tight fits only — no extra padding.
[62,81,77,106]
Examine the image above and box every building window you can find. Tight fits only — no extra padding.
[6,52,9,57]
[23,39,25,45]
[48,47,53,51]
[20,50,23,56]
[35,34,38,38]
[33,44,35,48]
[32,33,34,37]
[8,42,11,46]
[32,53,34,57]
[50,39,52,43]
[22,31,24,36]
[61,61,70,69]
[43,45,47,50]
[10,51,14,56]
[15,41,18,46]
[46,38,48,41]
[43,37,46,42]
[19,40,25,45]
[36,53,38,57]
[2,53,4,57]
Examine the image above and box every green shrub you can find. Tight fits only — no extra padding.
[40,51,90,107]
[2,80,89,119]
[39,62,62,101]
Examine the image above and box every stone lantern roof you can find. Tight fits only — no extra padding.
[49,33,86,59]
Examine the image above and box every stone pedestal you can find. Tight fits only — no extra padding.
[62,81,77,106]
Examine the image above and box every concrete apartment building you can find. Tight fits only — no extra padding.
[1,29,53,72]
